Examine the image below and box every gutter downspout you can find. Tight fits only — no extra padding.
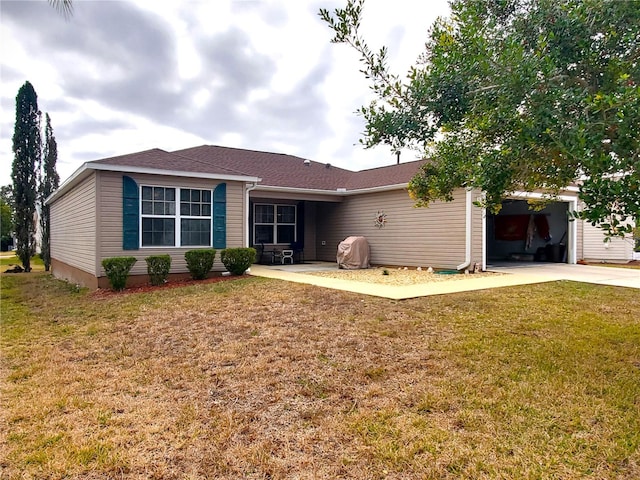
[457,188,473,271]
[244,182,258,247]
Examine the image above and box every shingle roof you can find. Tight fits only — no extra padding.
[90,148,252,178]
[173,145,354,190]
[345,160,428,190]
[89,145,427,191]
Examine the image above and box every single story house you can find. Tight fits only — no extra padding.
[46,145,634,289]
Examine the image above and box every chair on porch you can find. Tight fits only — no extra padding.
[290,241,304,264]
[256,243,275,265]
[280,249,294,264]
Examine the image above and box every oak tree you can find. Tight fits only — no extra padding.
[320,0,639,237]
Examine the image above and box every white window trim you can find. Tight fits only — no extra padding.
[253,203,297,245]
[140,185,213,248]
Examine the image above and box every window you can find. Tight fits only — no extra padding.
[142,187,176,247]
[254,204,296,244]
[141,186,212,247]
[142,186,175,215]
[180,189,211,246]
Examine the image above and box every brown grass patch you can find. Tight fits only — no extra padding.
[2,271,639,479]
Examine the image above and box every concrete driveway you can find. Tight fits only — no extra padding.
[488,262,640,289]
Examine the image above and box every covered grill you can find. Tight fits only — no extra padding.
[336,236,370,270]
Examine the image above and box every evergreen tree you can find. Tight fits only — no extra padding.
[40,113,60,271]
[11,81,41,272]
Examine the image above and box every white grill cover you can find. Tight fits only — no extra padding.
[336,236,370,269]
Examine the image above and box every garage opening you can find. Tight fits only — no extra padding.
[487,200,570,263]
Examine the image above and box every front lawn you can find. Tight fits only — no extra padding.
[0,254,44,270]
[1,272,639,479]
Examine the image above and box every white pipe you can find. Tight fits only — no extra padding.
[457,188,473,271]
[244,182,258,247]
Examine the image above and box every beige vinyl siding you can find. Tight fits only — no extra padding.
[576,218,584,260]
[582,221,635,262]
[50,172,97,275]
[315,188,479,269]
[97,171,245,277]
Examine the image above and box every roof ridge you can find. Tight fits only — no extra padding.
[177,144,356,174]
[169,148,256,177]
[88,147,170,163]
[357,158,427,173]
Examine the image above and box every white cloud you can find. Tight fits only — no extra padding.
[0,0,450,186]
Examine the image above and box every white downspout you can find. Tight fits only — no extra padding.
[457,188,473,271]
[244,182,258,247]
[481,205,487,271]
[568,197,578,264]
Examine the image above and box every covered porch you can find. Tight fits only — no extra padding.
[248,190,343,265]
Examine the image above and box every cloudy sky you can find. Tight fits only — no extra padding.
[1,0,450,186]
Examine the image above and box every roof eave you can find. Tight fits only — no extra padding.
[46,163,261,204]
[342,183,410,195]
[87,163,261,183]
[254,183,409,196]
[254,185,347,195]
[45,162,93,205]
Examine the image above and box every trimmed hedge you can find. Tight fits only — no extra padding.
[102,256,137,291]
[185,249,216,280]
[145,254,171,286]
[220,247,256,275]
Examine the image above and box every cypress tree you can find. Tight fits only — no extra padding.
[11,81,41,272]
[40,113,60,271]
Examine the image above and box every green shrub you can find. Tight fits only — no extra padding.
[145,254,171,286]
[220,247,256,275]
[185,249,216,280]
[101,256,137,291]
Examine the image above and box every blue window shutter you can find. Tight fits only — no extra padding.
[122,176,139,250]
[213,183,226,248]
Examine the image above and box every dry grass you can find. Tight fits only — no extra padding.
[1,270,640,479]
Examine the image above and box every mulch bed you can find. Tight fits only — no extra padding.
[90,274,248,298]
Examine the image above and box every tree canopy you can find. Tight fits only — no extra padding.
[320,0,640,237]
[0,185,14,249]
[1,198,12,250]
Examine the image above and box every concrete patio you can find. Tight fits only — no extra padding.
[249,261,640,300]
